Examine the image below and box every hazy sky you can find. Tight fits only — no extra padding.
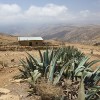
[0,0,100,25]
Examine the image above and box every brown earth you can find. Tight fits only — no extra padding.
[0,33,17,46]
[42,25,100,45]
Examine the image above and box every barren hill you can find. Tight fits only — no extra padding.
[0,24,100,45]
[0,33,17,45]
[42,25,100,44]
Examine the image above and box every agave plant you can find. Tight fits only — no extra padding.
[19,46,100,100]
[48,46,85,83]
[18,46,100,100]
[78,79,85,100]
[19,57,36,78]
[75,56,100,100]
[75,56,100,86]
[19,46,85,85]
[86,85,100,100]
[19,47,55,79]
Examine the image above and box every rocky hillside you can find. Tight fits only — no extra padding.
[41,25,100,44]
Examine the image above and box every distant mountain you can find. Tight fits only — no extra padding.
[30,24,100,44]
[0,24,100,45]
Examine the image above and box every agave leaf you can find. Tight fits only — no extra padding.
[92,85,100,89]
[31,70,39,78]
[86,60,100,68]
[86,91,96,100]
[53,61,70,85]
[43,51,48,74]
[20,59,30,72]
[19,68,25,73]
[83,71,92,80]
[18,68,30,78]
[48,62,56,82]
[78,79,85,100]
[44,49,49,68]
[38,49,43,63]
[60,95,66,100]
[93,66,100,74]
[49,48,63,82]
[78,56,89,67]
[26,57,36,71]
[86,88,99,100]
[26,52,39,66]
[35,72,41,80]
[93,72,100,85]
[20,59,27,68]
[86,67,100,85]
[30,70,41,83]
[27,77,33,85]
[48,48,54,64]
[76,72,83,77]
[85,68,93,72]
[75,66,85,76]
[20,59,31,73]
[20,59,26,64]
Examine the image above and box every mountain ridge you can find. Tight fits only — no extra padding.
[40,25,100,44]
[0,24,100,45]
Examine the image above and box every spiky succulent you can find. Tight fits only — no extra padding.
[18,46,100,100]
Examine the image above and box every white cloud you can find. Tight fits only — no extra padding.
[25,4,68,17]
[79,10,100,23]
[0,4,72,24]
[80,10,90,17]
[0,3,100,24]
[0,4,21,15]
[0,4,22,24]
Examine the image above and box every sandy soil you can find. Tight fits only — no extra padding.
[0,50,41,100]
[0,50,40,67]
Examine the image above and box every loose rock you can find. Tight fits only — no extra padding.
[0,88,10,94]
[0,94,19,100]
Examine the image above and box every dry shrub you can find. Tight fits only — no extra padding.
[34,79,63,100]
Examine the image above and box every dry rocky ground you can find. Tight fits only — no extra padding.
[0,43,100,100]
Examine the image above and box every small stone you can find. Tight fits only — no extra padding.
[0,88,10,94]
[11,59,14,62]
[11,79,24,83]
[9,79,13,82]
[14,65,18,67]
[4,85,8,87]
[0,94,19,100]
[20,95,23,98]
[8,65,13,68]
